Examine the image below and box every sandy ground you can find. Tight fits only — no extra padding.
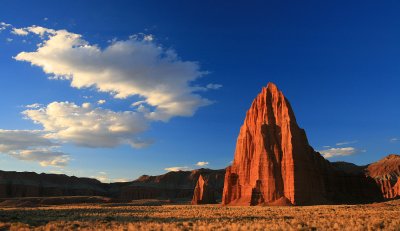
[0,199,399,230]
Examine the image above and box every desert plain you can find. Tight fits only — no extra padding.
[0,198,399,231]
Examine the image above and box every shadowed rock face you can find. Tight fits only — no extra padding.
[0,171,107,198]
[191,175,217,204]
[222,83,387,206]
[366,154,400,199]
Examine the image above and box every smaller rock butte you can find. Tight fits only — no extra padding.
[191,175,217,204]
[120,168,225,201]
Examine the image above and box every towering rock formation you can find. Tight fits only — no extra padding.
[221,83,391,206]
[366,154,400,199]
[191,175,217,204]
[222,83,330,206]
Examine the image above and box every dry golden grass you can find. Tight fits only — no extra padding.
[0,199,399,230]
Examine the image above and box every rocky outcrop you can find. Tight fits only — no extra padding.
[222,83,385,206]
[366,154,400,199]
[191,175,217,204]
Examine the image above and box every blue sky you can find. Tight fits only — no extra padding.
[0,0,399,182]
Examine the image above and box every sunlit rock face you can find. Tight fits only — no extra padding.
[222,83,330,205]
[221,83,388,206]
[366,154,400,199]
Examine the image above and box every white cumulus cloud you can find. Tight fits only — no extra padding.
[13,26,214,121]
[23,101,149,148]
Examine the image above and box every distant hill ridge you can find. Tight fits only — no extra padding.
[1,154,399,204]
[0,168,225,201]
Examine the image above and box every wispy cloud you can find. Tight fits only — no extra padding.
[0,22,11,32]
[25,103,42,109]
[390,138,399,143]
[92,172,131,183]
[319,147,365,158]
[336,140,358,146]
[319,140,364,158]
[195,161,209,167]
[164,166,192,172]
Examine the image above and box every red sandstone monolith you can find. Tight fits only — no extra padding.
[222,83,329,206]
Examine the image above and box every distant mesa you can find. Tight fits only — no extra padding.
[222,82,399,206]
[0,168,225,204]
